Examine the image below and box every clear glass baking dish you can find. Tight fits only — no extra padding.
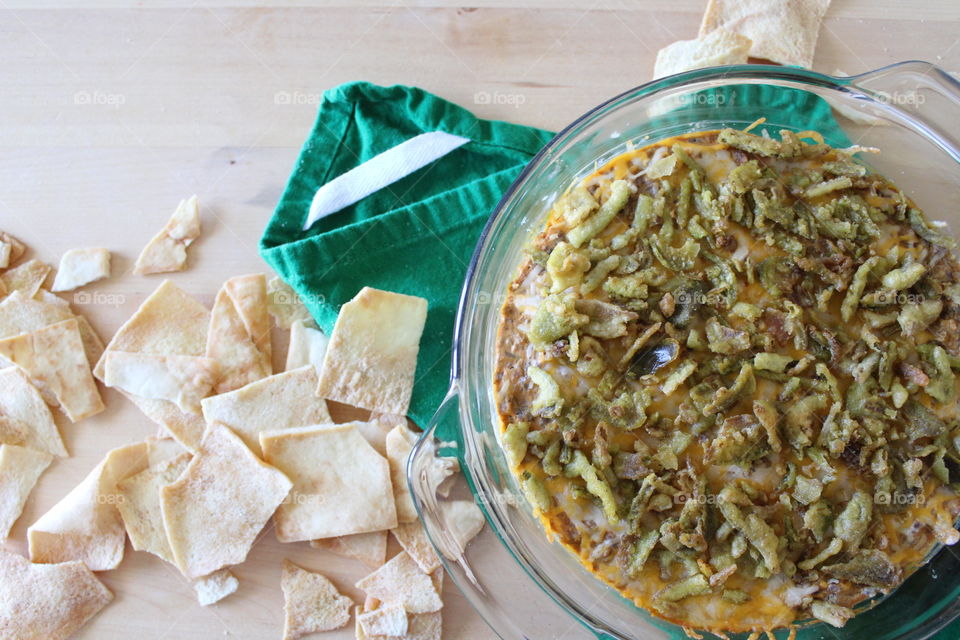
[408,61,960,640]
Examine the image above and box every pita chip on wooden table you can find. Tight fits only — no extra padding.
[103,351,218,415]
[268,275,316,330]
[51,247,111,292]
[96,280,211,448]
[317,286,427,415]
[355,551,443,615]
[160,421,292,579]
[0,318,104,423]
[284,319,329,372]
[0,365,68,457]
[310,530,389,569]
[200,365,331,456]
[653,28,752,78]
[281,559,353,639]
[206,273,272,394]
[698,0,832,68]
[0,550,113,640]
[0,259,52,298]
[386,423,420,524]
[0,231,25,269]
[133,195,201,275]
[260,421,397,542]
[0,444,53,538]
[357,603,409,637]
[193,568,239,606]
[391,520,441,574]
[28,441,149,571]
[0,289,104,367]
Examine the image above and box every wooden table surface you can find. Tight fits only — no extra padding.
[1,2,959,639]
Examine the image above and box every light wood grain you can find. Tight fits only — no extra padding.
[1,2,959,639]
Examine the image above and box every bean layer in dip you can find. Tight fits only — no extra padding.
[493,127,960,635]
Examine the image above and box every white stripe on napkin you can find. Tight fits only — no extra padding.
[303,131,471,231]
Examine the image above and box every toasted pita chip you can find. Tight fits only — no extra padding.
[28,442,149,570]
[0,366,67,457]
[193,568,239,606]
[436,500,486,561]
[104,352,217,415]
[386,424,419,524]
[268,276,317,330]
[0,231,25,268]
[0,290,103,367]
[310,530,388,569]
[261,422,397,542]
[0,319,104,422]
[160,422,292,579]
[51,248,111,292]
[653,28,752,79]
[206,274,272,394]
[96,280,210,448]
[699,0,832,68]
[0,550,113,640]
[282,559,353,639]
[200,366,331,456]
[391,521,441,574]
[317,287,427,415]
[285,320,328,372]
[358,603,409,637]
[0,259,51,298]
[116,452,192,563]
[0,445,53,538]
[355,551,442,614]
[133,195,201,275]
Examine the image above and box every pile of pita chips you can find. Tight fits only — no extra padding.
[281,559,354,639]
[133,195,201,275]
[355,556,445,640]
[0,550,113,640]
[207,273,272,393]
[0,289,105,367]
[51,247,111,292]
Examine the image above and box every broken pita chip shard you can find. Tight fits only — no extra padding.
[0,366,68,457]
[653,28,752,79]
[355,551,443,614]
[0,444,54,538]
[51,248,111,292]
[317,287,427,415]
[116,452,192,564]
[104,351,217,415]
[206,274,272,394]
[386,424,420,523]
[0,550,113,640]
[133,195,201,275]
[160,422,292,579]
[193,568,239,607]
[0,231,26,268]
[268,276,317,330]
[392,521,441,574]
[0,290,104,368]
[28,441,149,571]
[698,0,832,68]
[0,259,52,298]
[357,603,409,637]
[260,422,397,542]
[282,559,353,639]
[310,530,388,570]
[0,318,104,422]
[200,366,331,456]
[285,320,328,372]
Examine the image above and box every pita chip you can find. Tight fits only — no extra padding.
[133,195,200,275]
[317,287,427,415]
[28,441,149,571]
[116,452,192,564]
[104,351,217,415]
[160,422,292,579]
[0,550,113,640]
[281,560,353,639]
[95,280,210,448]
[0,366,67,457]
[285,320,328,372]
[0,444,53,538]
[51,248,111,292]
[268,276,316,330]
[699,0,832,68]
[386,424,419,523]
[0,259,51,298]
[200,366,331,455]
[391,521,441,574]
[0,318,104,422]
[206,274,272,394]
[0,231,25,269]
[193,568,239,606]
[357,603,409,637]
[261,422,397,542]
[310,530,388,569]
[0,289,104,367]
[355,551,442,614]
[653,28,752,79]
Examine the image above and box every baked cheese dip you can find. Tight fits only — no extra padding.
[493,126,960,634]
